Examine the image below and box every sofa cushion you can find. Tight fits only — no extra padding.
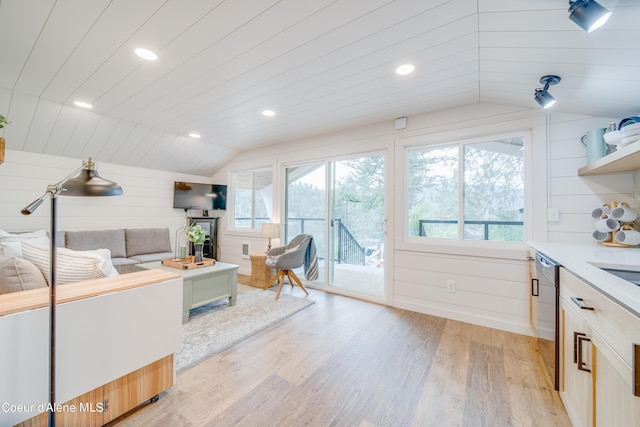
[128,252,175,263]
[111,257,139,266]
[0,255,48,294]
[125,228,172,257]
[115,264,143,274]
[65,229,127,258]
[22,241,119,285]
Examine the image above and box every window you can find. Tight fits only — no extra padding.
[407,135,525,242]
[231,169,273,229]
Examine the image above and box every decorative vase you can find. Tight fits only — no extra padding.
[0,137,5,164]
[193,243,204,263]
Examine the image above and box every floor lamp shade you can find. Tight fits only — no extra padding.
[20,157,122,427]
[61,158,123,196]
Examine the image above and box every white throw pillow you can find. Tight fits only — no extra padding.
[0,229,47,241]
[0,237,50,258]
[21,241,119,285]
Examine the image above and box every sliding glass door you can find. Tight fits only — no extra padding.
[328,155,385,297]
[284,163,326,283]
[284,154,385,300]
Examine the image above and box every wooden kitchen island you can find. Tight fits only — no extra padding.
[0,270,182,426]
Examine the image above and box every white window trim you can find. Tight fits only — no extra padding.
[394,115,548,260]
[227,167,274,235]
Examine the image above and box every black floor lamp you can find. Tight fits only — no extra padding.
[21,158,122,427]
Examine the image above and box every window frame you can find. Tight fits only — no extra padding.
[228,167,274,232]
[406,133,526,242]
[394,116,547,259]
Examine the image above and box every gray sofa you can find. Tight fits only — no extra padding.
[62,227,175,274]
[0,227,176,295]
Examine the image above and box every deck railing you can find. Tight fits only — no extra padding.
[333,219,365,265]
[418,219,523,240]
[237,216,368,265]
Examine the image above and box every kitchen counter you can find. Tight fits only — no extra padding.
[529,241,640,317]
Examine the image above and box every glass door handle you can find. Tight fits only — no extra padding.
[382,218,387,234]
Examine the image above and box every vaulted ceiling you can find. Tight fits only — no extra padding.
[0,0,637,176]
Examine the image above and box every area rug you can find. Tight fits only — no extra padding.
[175,285,314,373]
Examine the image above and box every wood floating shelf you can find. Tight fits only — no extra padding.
[578,142,640,176]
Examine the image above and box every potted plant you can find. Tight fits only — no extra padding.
[0,114,9,165]
[183,223,206,262]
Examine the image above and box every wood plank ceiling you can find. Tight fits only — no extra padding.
[0,0,638,176]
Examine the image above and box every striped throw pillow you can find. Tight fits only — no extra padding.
[21,241,119,285]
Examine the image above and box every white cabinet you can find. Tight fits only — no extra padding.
[559,268,640,426]
[560,297,592,427]
[529,249,538,337]
[0,270,182,426]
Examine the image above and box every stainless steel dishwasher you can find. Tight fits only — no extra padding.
[534,251,560,390]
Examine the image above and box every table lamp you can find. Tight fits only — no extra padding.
[21,158,123,427]
[261,223,279,252]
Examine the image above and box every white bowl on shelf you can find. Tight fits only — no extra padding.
[604,130,624,146]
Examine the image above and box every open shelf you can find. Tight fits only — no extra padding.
[578,142,640,176]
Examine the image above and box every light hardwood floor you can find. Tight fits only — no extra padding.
[110,276,571,427]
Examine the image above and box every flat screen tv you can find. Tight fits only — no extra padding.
[173,182,227,211]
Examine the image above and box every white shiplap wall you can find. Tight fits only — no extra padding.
[393,250,530,334]
[548,112,634,244]
[0,150,217,249]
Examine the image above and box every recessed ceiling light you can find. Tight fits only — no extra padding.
[262,110,276,117]
[134,48,158,61]
[189,133,201,139]
[73,101,93,109]
[396,64,415,75]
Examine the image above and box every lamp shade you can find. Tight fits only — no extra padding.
[261,223,279,238]
[62,158,122,196]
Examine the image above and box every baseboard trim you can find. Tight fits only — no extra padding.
[393,297,534,337]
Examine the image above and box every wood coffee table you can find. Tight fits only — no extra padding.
[137,260,239,323]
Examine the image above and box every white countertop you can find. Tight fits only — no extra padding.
[529,241,640,317]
